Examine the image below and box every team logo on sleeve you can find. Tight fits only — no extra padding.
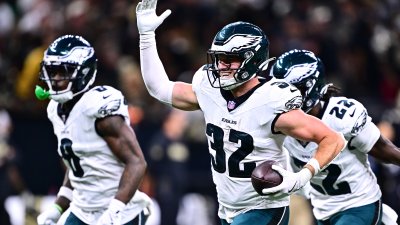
[98,99,121,116]
[285,95,303,110]
[351,109,367,136]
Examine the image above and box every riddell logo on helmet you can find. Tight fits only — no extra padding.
[241,72,249,79]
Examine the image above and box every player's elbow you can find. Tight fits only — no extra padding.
[126,157,147,181]
[318,132,346,170]
[135,154,147,175]
[329,132,346,163]
[141,158,148,173]
[146,85,173,105]
[335,132,346,153]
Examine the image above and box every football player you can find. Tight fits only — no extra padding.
[270,49,400,225]
[136,0,346,224]
[35,35,151,225]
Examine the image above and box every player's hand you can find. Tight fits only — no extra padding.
[96,199,125,225]
[136,0,171,35]
[262,165,312,196]
[37,204,62,225]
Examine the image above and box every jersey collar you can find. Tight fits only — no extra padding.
[220,78,266,112]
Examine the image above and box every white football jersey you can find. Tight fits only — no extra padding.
[285,96,381,220]
[192,67,303,221]
[47,85,151,224]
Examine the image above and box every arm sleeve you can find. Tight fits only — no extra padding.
[139,33,175,105]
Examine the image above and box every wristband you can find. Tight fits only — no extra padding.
[305,158,321,176]
[109,199,126,213]
[57,186,73,201]
[53,203,63,214]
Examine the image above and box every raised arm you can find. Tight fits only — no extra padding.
[136,0,199,111]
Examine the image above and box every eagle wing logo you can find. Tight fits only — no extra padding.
[351,109,367,136]
[45,46,94,64]
[285,95,303,110]
[98,99,121,116]
[285,62,319,82]
[212,34,262,52]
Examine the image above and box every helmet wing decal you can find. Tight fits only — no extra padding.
[44,46,95,65]
[212,34,262,52]
[284,62,319,83]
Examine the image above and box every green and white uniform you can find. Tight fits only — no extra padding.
[192,67,302,223]
[47,85,151,224]
[285,96,381,221]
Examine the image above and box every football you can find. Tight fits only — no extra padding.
[251,160,283,195]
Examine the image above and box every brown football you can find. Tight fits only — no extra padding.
[251,160,283,195]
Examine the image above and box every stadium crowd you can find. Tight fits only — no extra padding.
[0,0,399,224]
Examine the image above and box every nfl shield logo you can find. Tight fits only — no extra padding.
[227,101,236,110]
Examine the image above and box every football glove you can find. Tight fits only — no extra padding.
[136,0,171,35]
[262,165,312,196]
[37,204,62,225]
[96,199,126,225]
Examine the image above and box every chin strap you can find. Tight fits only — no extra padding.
[320,83,333,96]
[50,92,73,103]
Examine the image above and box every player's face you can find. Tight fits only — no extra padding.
[217,55,242,78]
[46,65,73,91]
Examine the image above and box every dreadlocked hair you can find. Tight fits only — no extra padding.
[321,84,341,102]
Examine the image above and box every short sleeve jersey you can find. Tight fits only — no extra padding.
[285,96,381,220]
[47,86,150,224]
[192,66,303,220]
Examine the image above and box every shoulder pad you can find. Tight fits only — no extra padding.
[325,97,369,137]
[85,86,129,119]
[192,65,209,92]
[267,79,303,113]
